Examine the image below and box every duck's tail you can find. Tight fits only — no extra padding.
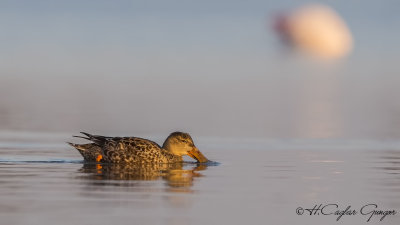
[73,132,109,147]
[67,142,103,162]
[67,142,92,159]
[67,142,87,151]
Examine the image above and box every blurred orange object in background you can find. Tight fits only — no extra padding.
[274,4,353,59]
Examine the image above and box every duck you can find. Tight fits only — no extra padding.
[68,132,209,164]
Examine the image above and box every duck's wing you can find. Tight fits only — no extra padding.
[77,132,163,163]
[104,137,164,163]
[76,132,111,146]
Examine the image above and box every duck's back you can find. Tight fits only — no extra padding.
[93,135,181,164]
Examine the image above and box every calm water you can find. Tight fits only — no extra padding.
[0,131,399,225]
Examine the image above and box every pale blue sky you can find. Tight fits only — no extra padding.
[1,0,399,60]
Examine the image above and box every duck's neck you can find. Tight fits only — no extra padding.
[160,149,183,162]
[162,141,170,151]
[162,141,184,162]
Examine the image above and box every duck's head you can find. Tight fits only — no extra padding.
[162,132,208,163]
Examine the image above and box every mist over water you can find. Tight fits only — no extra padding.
[1,62,400,139]
[1,1,399,139]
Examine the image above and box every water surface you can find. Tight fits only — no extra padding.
[1,132,399,225]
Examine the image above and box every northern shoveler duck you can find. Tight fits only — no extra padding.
[68,132,209,164]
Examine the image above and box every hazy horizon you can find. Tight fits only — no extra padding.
[1,0,400,139]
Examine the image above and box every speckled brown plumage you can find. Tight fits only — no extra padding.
[67,142,103,162]
[68,131,209,164]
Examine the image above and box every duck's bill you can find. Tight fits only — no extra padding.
[187,147,209,163]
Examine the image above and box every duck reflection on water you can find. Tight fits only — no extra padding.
[78,162,209,191]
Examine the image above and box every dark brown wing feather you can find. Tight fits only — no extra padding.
[101,137,164,163]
